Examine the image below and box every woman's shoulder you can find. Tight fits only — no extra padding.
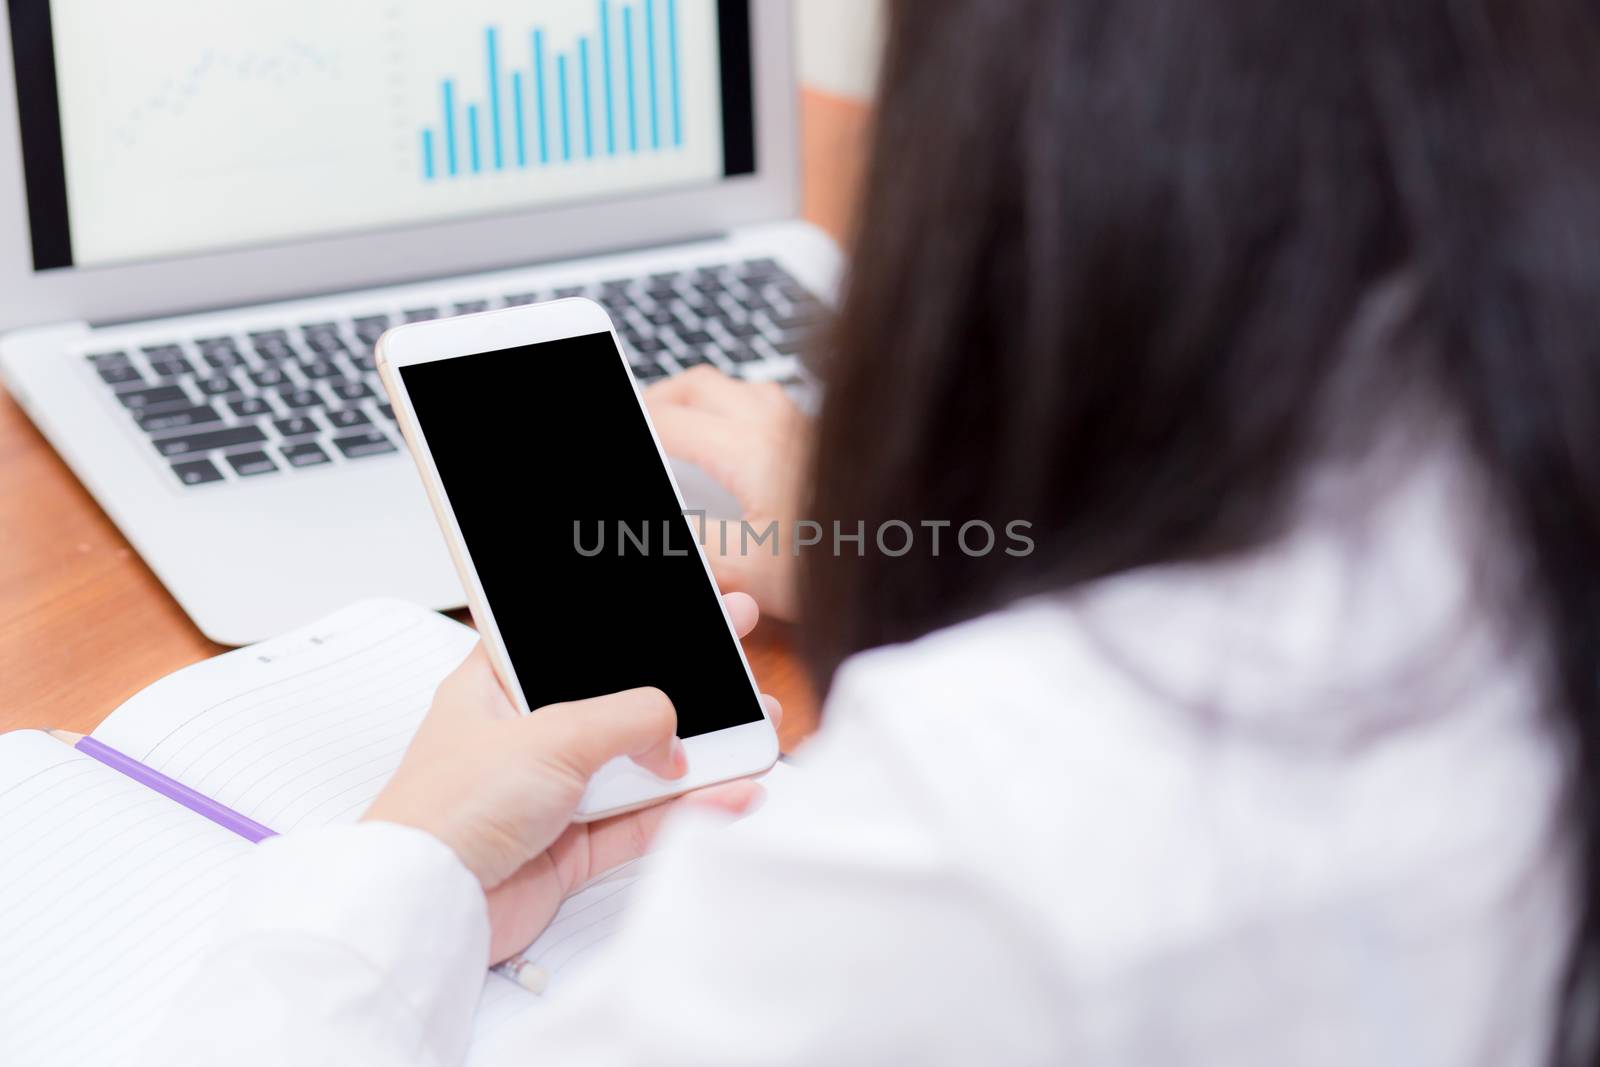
[814,571,1565,979]
[825,592,1186,761]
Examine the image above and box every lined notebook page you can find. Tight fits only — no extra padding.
[0,730,252,1067]
[464,761,795,1060]
[91,599,477,833]
[465,859,653,1061]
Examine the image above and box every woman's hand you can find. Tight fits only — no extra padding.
[364,591,781,962]
[645,367,810,621]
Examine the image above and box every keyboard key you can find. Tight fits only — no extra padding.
[141,343,184,362]
[332,430,398,459]
[249,329,295,357]
[503,292,539,306]
[97,363,144,386]
[195,375,241,397]
[453,300,489,314]
[553,286,585,298]
[404,307,439,322]
[328,407,371,430]
[171,458,225,486]
[280,442,332,468]
[674,352,715,369]
[273,416,321,438]
[331,380,374,402]
[280,389,323,409]
[302,360,341,379]
[252,337,295,362]
[377,403,395,420]
[117,385,191,411]
[153,425,268,457]
[740,257,781,277]
[86,350,129,365]
[678,329,713,346]
[724,345,765,364]
[203,349,245,370]
[137,404,221,433]
[634,364,668,383]
[196,336,240,357]
[353,313,388,336]
[225,450,278,477]
[303,332,346,355]
[229,396,273,418]
[249,366,291,388]
[148,355,195,378]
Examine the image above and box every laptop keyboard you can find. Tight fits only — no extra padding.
[83,258,825,488]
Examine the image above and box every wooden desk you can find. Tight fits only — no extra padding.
[0,88,871,750]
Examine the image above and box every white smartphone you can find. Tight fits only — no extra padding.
[375,298,778,820]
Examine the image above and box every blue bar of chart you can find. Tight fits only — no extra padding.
[419,0,684,183]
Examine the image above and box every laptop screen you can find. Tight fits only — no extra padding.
[9,0,755,272]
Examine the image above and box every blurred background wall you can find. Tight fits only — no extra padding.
[796,0,883,100]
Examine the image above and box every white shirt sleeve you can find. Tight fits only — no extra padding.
[142,821,491,1067]
[143,673,1068,1067]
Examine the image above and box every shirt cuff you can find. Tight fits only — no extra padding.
[220,822,491,1057]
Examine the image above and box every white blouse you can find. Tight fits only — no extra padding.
[144,447,1573,1066]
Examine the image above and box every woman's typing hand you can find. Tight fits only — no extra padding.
[645,367,810,622]
[363,591,780,963]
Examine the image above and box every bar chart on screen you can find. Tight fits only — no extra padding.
[420,0,689,184]
[50,0,724,266]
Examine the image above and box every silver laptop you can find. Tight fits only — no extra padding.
[0,0,839,645]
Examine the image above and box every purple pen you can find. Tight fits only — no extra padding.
[52,730,278,844]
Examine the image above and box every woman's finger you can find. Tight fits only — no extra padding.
[580,778,767,877]
[432,644,518,721]
[645,364,757,418]
[722,590,759,638]
[761,693,783,730]
[679,778,765,816]
[530,686,683,780]
[645,403,762,508]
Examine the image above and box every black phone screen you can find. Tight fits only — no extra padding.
[399,331,764,738]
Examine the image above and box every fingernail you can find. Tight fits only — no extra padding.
[670,737,688,777]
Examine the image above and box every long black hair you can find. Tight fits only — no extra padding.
[800,1,1600,1060]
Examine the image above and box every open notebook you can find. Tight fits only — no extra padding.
[0,599,781,1066]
